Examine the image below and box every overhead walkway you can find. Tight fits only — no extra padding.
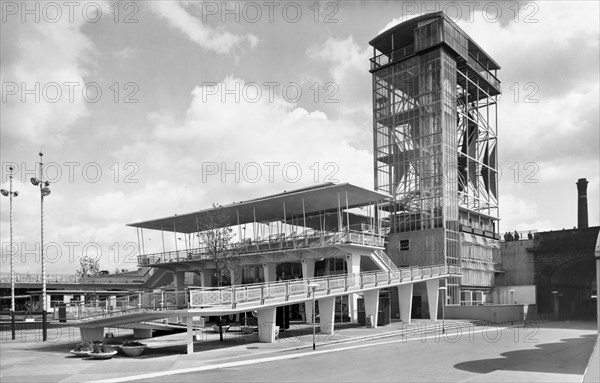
[71,264,460,353]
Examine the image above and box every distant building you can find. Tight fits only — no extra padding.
[498,178,599,319]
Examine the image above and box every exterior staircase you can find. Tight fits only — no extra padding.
[143,269,173,289]
[371,249,399,271]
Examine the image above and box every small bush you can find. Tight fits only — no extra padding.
[91,343,115,354]
[73,340,94,352]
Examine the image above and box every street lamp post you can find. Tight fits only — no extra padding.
[1,166,19,340]
[308,283,319,350]
[30,152,51,342]
[438,286,447,335]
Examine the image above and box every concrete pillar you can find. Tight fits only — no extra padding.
[263,262,278,283]
[186,315,194,354]
[108,295,117,311]
[174,271,186,307]
[397,283,413,323]
[257,307,277,343]
[200,269,213,287]
[426,279,440,321]
[318,296,335,334]
[302,259,316,323]
[345,254,360,322]
[363,289,380,328]
[174,271,185,290]
[133,328,152,338]
[80,327,104,341]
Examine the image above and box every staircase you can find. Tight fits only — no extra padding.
[371,249,399,271]
[143,269,173,289]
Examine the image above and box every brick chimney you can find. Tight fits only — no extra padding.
[576,178,589,229]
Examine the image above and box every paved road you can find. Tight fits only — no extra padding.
[129,323,597,383]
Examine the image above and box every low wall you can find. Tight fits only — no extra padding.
[445,304,531,323]
[493,285,536,305]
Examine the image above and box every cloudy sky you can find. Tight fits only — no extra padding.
[1,1,598,274]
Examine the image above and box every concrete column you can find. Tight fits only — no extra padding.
[263,262,278,283]
[257,307,277,343]
[426,279,440,321]
[318,296,336,334]
[186,315,194,354]
[133,328,152,338]
[80,327,104,341]
[108,295,117,311]
[174,271,186,307]
[302,259,316,323]
[200,269,213,287]
[397,283,413,323]
[345,254,360,322]
[363,289,380,328]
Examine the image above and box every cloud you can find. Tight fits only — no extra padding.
[1,9,97,145]
[149,1,259,55]
[123,75,374,206]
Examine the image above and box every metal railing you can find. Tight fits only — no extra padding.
[372,249,399,271]
[370,44,415,70]
[137,229,386,266]
[75,290,188,321]
[0,273,147,285]
[70,265,459,324]
[189,264,460,309]
[466,56,501,91]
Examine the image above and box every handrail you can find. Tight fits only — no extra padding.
[0,272,148,285]
[137,229,385,266]
[372,249,399,271]
[189,264,460,309]
[73,265,460,323]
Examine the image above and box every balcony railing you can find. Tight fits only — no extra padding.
[189,264,461,309]
[370,44,415,70]
[138,229,386,266]
[465,56,501,92]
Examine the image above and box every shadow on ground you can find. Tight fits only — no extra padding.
[454,333,597,375]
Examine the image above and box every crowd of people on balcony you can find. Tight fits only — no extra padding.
[503,230,534,241]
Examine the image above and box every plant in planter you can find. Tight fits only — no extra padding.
[88,343,117,359]
[70,340,94,356]
[120,341,147,357]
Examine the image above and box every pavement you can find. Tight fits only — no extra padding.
[0,319,597,382]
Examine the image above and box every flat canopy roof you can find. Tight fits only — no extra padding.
[128,183,390,233]
[369,12,500,71]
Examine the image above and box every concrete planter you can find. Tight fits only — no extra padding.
[88,351,117,359]
[120,345,147,357]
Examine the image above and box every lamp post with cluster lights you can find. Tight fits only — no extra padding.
[1,166,19,340]
[30,152,51,341]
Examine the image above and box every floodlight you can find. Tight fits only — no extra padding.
[41,187,51,197]
[0,189,8,196]
[30,178,40,186]
[13,191,18,197]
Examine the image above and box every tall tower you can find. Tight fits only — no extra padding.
[370,12,501,305]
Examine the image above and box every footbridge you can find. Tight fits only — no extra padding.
[73,264,460,353]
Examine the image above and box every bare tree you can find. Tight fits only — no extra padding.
[196,203,239,340]
[76,255,100,278]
